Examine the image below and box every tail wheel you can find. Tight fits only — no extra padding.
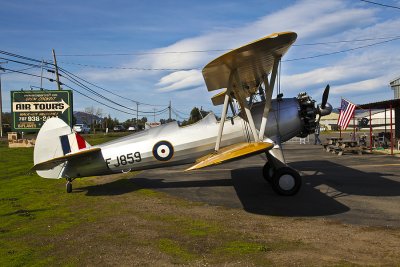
[271,167,302,196]
[262,161,274,183]
[66,181,72,193]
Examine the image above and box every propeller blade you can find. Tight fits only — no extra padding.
[321,84,330,109]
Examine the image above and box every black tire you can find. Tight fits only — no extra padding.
[271,167,301,196]
[262,161,274,183]
[66,182,72,193]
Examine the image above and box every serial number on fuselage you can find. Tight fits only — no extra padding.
[106,152,142,168]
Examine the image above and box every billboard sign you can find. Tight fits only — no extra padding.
[11,90,73,132]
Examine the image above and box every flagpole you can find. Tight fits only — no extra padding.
[390,104,393,155]
[353,112,356,141]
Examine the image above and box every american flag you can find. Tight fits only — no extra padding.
[337,98,356,130]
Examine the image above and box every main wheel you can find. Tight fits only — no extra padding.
[262,161,274,183]
[271,167,301,196]
[66,182,72,193]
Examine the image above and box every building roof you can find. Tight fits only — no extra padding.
[320,112,339,120]
[358,99,400,109]
[389,76,400,84]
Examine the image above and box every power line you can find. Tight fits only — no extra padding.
[359,0,400,10]
[58,67,168,107]
[2,66,38,75]
[3,66,170,116]
[284,36,400,62]
[1,67,55,81]
[62,83,137,116]
[54,35,400,57]
[59,71,167,115]
[56,35,400,70]
[58,61,195,71]
[0,50,44,64]
[62,82,169,117]
[292,35,400,46]
[58,49,228,57]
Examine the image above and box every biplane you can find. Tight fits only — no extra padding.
[32,31,332,195]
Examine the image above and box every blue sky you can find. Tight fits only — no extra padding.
[2,0,400,121]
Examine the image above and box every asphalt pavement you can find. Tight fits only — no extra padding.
[132,142,400,228]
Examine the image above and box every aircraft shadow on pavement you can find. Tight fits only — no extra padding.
[290,160,400,197]
[231,167,350,217]
[233,159,400,216]
[79,160,400,217]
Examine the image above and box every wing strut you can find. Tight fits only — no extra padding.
[232,71,260,143]
[214,71,234,151]
[258,56,280,140]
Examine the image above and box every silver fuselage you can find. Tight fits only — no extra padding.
[62,98,303,178]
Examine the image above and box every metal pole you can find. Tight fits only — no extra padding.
[52,49,61,90]
[0,61,6,138]
[136,102,139,131]
[369,109,372,152]
[40,60,44,89]
[339,108,342,139]
[0,71,2,138]
[353,113,355,141]
[384,107,387,134]
[390,104,393,155]
[169,100,171,121]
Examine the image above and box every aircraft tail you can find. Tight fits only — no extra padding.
[33,118,91,179]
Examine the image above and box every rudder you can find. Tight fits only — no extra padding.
[34,118,90,179]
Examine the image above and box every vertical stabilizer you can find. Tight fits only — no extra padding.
[34,118,89,179]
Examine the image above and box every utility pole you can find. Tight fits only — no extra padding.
[168,100,171,121]
[52,49,61,90]
[0,61,7,138]
[136,102,139,131]
[40,59,45,89]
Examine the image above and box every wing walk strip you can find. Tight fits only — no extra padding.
[186,142,274,171]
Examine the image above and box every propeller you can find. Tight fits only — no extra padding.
[316,84,332,122]
[321,84,330,109]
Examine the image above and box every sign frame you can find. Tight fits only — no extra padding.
[11,90,73,132]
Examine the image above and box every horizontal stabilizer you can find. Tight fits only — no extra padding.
[31,147,101,171]
[186,142,273,171]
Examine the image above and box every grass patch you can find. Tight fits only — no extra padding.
[158,238,196,262]
[0,134,125,265]
[218,240,269,255]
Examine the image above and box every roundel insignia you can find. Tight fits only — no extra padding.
[153,141,174,161]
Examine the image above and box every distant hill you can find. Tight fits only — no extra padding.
[73,111,104,125]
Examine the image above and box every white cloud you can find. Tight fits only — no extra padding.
[83,0,379,93]
[333,77,390,94]
[156,70,203,92]
[76,0,400,113]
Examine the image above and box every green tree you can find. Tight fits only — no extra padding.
[181,107,207,126]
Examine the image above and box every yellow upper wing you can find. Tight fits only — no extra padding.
[203,32,297,94]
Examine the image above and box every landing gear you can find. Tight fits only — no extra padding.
[66,179,73,193]
[262,161,274,183]
[262,162,302,196]
[271,167,301,196]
